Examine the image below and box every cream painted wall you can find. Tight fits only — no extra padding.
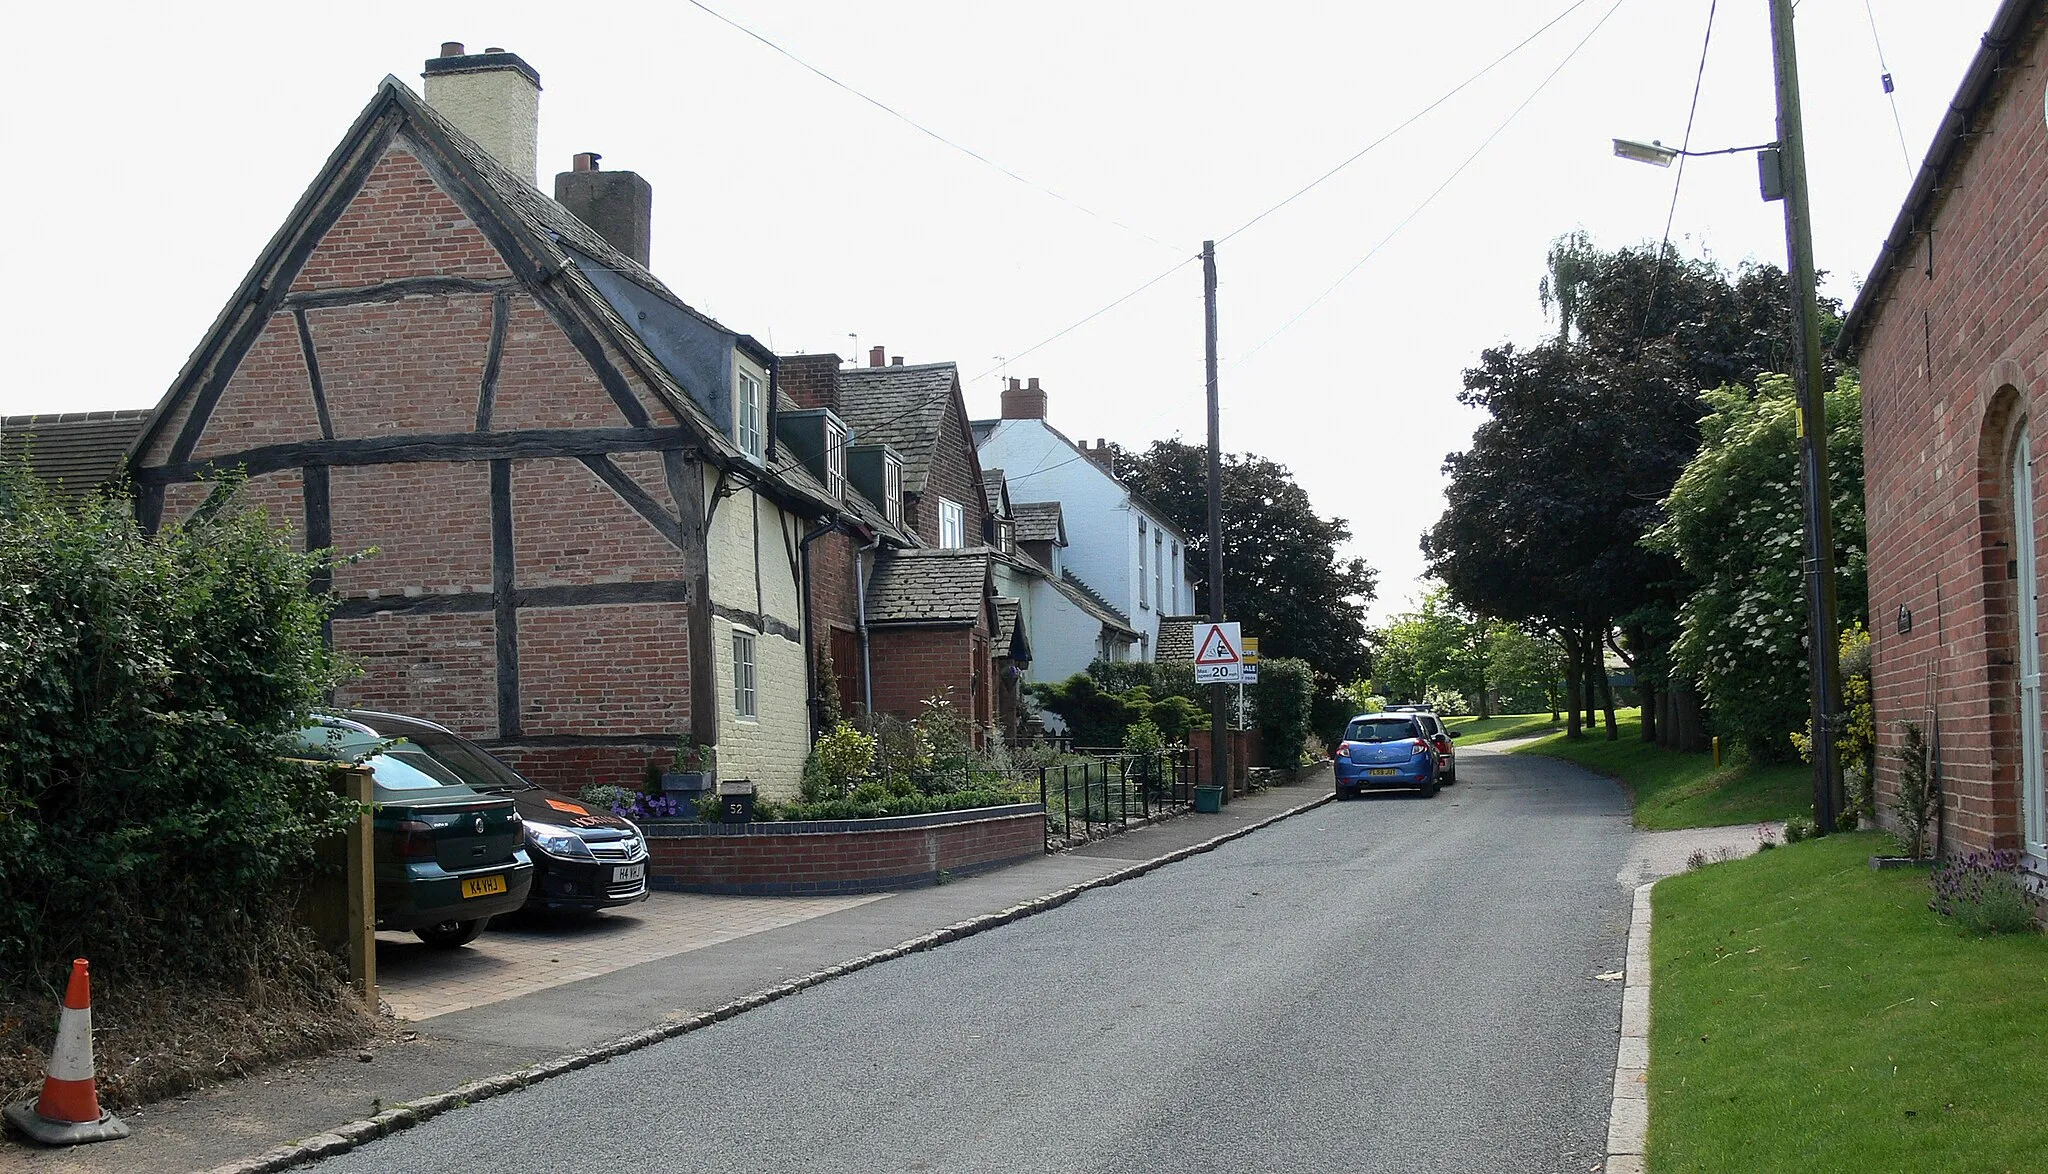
[704,466,809,798]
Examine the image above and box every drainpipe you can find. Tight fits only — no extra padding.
[797,519,837,740]
[856,532,883,716]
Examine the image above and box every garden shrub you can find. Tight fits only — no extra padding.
[801,721,877,802]
[1893,720,1938,859]
[1249,657,1316,767]
[1930,850,2039,935]
[0,468,356,992]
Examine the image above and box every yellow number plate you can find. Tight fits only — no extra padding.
[1367,768,1399,777]
[461,875,507,899]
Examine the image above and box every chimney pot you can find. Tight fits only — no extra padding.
[573,151,600,172]
[484,46,505,53]
[891,356,904,366]
[440,41,465,57]
[869,346,886,368]
[1027,377,1040,391]
[1096,438,1106,448]
[1007,377,1020,391]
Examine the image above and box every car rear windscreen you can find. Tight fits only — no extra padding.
[1344,718,1419,743]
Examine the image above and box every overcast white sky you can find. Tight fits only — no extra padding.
[0,0,2002,620]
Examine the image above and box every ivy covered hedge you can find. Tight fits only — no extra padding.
[0,469,355,991]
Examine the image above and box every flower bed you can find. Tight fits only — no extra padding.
[640,803,1046,896]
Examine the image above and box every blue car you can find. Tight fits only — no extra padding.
[1333,713,1441,799]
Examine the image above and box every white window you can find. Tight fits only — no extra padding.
[736,368,763,459]
[1138,521,1149,609]
[825,420,846,500]
[884,456,903,526]
[1154,529,1164,612]
[939,498,965,548]
[1170,542,1180,611]
[733,630,757,719]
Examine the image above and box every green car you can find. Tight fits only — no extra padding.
[298,716,535,948]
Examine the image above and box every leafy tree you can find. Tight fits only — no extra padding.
[1248,657,1317,765]
[1647,374,1867,759]
[1485,624,1565,715]
[1112,440,1376,685]
[1371,587,1488,708]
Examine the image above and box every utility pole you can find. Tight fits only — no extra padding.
[1204,240,1230,800]
[1769,0,1844,833]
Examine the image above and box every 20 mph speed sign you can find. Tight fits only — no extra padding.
[1192,622,1243,683]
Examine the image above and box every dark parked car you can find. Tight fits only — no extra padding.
[297,716,534,948]
[1333,713,1441,799]
[341,711,652,915]
[1409,710,1459,783]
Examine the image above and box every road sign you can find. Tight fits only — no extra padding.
[1194,622,1242,684]
[1240,637,1260,683]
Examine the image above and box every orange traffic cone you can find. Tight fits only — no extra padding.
[3,959,130,1146]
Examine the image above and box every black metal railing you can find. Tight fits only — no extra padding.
[1040,747,1197,850]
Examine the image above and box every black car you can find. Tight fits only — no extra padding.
[343,711,653,915]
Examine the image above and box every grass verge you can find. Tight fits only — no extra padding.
[1512,710,1808,829]
[1441,712,1565,745]
[1649,833,2048,1172]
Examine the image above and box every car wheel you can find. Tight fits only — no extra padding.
[415,918,487,949]
[1335,786,1355,801]
[1420,775,1441,798]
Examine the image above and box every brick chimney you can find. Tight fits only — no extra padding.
[423,43,542,186]
[554,151,654,267]
[869,346,887,368]
[778,354,841,411]
[1001,376,1048,420]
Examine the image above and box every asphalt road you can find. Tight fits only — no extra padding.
[311,749,1633,1174]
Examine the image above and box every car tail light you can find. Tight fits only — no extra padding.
[395,818,436,859]
[1412,738,1433,756]
[1434,736,1452,753]
[1336,741,1354,758]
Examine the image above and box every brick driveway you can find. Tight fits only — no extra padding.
[375,891,891,1021]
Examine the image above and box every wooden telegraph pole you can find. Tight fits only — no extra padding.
[1204,240,1230,798]
[1768,0,1844,832]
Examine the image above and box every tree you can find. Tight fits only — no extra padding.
[1371,587,1488,710]
[1647,373,1867,759]
[1114,440,1376,685]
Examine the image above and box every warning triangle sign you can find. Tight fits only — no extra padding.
[1194,624,1240,665]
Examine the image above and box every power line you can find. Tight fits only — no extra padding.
[1639,0,1720,340]
[969,254,1201,382]
[680,0,1181,251]
[1216,0,1597,247]
[1861,0,1916,178]
[1231,0,1630,367]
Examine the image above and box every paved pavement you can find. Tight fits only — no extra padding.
[305,750,1636,1174]
[7,780,1330,1174]
[379,893,888,1020]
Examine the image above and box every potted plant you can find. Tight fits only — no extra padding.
[660,736,717,798]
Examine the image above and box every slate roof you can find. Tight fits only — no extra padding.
[833,363,959,495]
[993,597,1029,661]
[1012,500,1066,545]
[981,468,1008,516]
[1002,548,1140,639]
[1061,568,1131,627]
[865,546,990,626]
[970,418,1000,446]
[0,411,150,496]
[1155,615,1199,662]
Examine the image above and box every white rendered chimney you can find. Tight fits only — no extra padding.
[422,43,542,186]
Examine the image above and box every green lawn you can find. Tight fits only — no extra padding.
[1649,833,2048,1172]
[1512,710,1809,829]
[1441,712,1565,745]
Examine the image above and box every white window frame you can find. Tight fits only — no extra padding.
[735,366,763,460]
[825,420,847,500]
[1138,520,1149,610]
[939,498,965,548]
[733,629,758,720]
[1154,529,1164,613]
[1170,542,1180,612]
[884,456,903,526]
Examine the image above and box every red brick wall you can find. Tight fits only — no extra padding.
[329,462,493,594]
[645,806,1043,895]
[1858,19,2048,857]
[306,295,494,437]
[512,458,681,586]
[868,625,977,721]
[779,353,840,411]
[292,144,511,290]
[493,744,668,798]
[192,314,322,459]
[517,603,690,735]
[333,612,500,736]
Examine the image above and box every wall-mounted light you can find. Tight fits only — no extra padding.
[1897,605,1914,635]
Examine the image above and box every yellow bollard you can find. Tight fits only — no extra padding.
[1712,736,1722,768]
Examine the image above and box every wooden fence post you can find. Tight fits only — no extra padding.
[303,765,377,1005]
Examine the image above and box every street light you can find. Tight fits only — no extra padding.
[1609,0,1844,834]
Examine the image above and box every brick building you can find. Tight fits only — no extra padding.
[1840,0,2048,866]
[125,48,842,798]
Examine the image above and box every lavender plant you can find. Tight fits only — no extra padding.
[1930,850,2039,934]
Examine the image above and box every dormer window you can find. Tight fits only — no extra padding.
[939,498,965,548]
[825,420,846,500]
[736,367,763,459]
[884,454,903,526]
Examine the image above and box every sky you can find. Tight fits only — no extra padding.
[0,0,2004,621]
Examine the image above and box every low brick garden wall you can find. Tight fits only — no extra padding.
[642,803,1046,896]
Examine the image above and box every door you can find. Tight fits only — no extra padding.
[2013,428,2046,858]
